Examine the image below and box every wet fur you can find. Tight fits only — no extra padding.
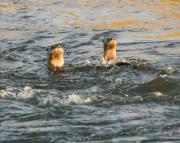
[47,44,64,70]
[103,38,117,63]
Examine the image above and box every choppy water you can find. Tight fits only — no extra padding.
[0,0,180,142]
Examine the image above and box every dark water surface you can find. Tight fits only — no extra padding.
[0,0,180,142]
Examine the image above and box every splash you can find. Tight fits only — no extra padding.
[160,66,177,77]
[0,86,34,99]
[67,94,103,105]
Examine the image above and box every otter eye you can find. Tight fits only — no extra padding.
[46,48,49,51]
[51,46,54,49]
[110,38,113,41]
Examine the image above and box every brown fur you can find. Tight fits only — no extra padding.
[103,38,117,63]
[47,44,64,70]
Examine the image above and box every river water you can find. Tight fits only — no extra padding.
[0,0,180,142]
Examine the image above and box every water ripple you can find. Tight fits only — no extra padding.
[0,0,180,142]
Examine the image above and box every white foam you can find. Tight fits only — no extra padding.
[102,58,128,68]
[0,86,34,99]
[17,86,33,99]
[0,87,16,98]
[85,59,91,64]
[160,74,168,78]
[115,78,123,83]
[68,94,83,104]
[162,66,175,75]
[0,89,9,98]
[152,92,164,97]
[84,86,99,93]
[166,67,175,73]
[67,94,103,105]
[125,94,129,97]
[38,95,58,106]
[102,57,115,66]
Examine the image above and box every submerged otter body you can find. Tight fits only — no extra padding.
[47,43,64,70]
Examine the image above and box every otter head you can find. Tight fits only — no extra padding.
[47,43,64,70]
[103,38,117,63]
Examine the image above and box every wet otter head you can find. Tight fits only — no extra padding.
[103,37,117,63]
[47,43,64,70]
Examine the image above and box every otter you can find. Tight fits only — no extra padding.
[103,37,117,63]
[47,43,64,70]
[103,38,130,66]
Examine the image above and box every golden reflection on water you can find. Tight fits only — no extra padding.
[0,0,179,40]
[64,0,179,39]
[0,3,22,9]
[67,19,141,29]
[144,32,180,39]
[0,2,34,10]
[67,12,82,20]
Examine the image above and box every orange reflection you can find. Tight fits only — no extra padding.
[67,19,141,29]
[0,3,22,9]
[67,12,82,20]
[110,20,140,28]
[0,2,34,10]
[145,32,180,39]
